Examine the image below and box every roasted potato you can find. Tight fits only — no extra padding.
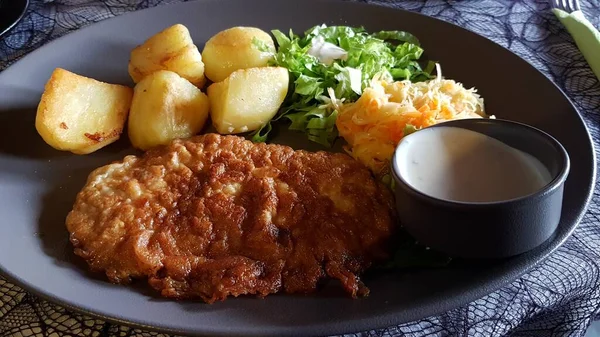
[128,24,206,88]
[202,26,276,83]
[35,68,133,155]
[128,70,210,151]
[207,67,289,134]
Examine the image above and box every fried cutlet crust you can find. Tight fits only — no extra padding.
[66,134,397,303]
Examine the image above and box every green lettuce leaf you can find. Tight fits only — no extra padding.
[251,36,274,53]
[403,124,419,136]
[373,30,420,45]
[250,122,273,143]
[294,74,324,96]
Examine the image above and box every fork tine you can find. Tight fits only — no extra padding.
[571,0,581,12]
[552,0,562,10]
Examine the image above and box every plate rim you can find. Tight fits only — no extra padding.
[0,0,596,335]
[0,0,29,38]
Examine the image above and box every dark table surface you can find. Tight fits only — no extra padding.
[1,0,599,336]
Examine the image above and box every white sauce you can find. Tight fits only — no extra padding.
[307,36,348,65]
[395,126,552,203]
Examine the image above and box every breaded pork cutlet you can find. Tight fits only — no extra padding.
[66,134,397,303]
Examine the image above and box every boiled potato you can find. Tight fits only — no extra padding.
[202,26,276,83]
[35,68,133,155]
[128,24,206,88]
[208,67,289,134]
[128,70,210,150]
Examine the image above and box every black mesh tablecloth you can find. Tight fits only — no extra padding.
[1,0,599,336]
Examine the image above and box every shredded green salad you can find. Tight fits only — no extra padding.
[251,24,435,146]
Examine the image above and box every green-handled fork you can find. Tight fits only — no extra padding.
[552,0,600,82]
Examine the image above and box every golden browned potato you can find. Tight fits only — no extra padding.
[35,68,133,155]
[128,70,210,151]
[128,24,206,88]
[202,26,276,83]
[207,67,289,134]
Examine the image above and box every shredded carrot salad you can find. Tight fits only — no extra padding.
[335,69,487,176]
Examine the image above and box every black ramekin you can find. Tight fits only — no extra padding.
[390,118,571,259]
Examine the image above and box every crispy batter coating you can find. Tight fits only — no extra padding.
[66,134,397,303]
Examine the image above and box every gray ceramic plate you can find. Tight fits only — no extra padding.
[0,0,595,336]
